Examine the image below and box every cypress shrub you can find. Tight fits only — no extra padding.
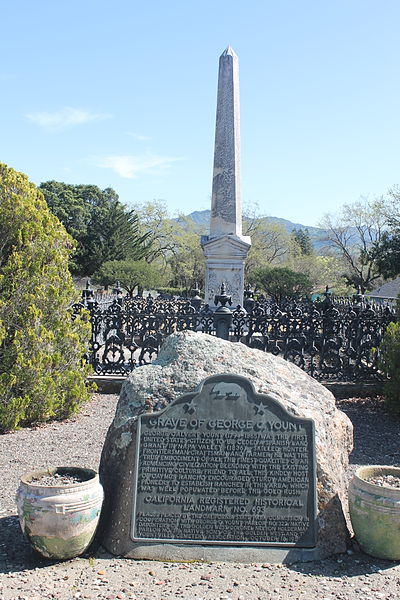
[0,164,91,431]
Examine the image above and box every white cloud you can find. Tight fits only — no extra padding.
[125,132,152,141]
[25,107,110,130]
[96,153,182,178]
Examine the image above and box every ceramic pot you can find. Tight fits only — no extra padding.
[16,466,103,559]
[349,465,400,560]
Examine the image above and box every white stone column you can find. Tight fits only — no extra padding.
[202,46,251,307]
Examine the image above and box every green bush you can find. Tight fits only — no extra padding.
[249,266,313,303]
[379,320,400,413]
[93,259,167,297]
[155,286,187,297]
[0,164,92,431]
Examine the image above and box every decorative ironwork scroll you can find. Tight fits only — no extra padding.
[72,293,396,381]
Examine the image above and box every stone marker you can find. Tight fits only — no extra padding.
[209,46,243,238]
[99,331,353,563]
[201,47,251,307]
[132,374,317,548]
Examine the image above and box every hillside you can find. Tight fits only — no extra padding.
[180,209,329,251]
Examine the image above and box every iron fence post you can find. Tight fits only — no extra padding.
[214,283,233,340]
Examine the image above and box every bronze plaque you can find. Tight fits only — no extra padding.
[131,374,317,546]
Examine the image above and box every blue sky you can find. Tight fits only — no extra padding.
[1,0,400,226]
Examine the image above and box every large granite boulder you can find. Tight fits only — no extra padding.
[99,331,353,562]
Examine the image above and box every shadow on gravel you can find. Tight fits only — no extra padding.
[1,516,397,580]
[337,397,400,466]
[288,552,398,578]
[0,515,118,575]
[0,515,55,573]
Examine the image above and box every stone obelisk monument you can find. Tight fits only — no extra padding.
[201,46,251,307]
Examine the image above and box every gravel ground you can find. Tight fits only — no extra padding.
[1,393,400,600]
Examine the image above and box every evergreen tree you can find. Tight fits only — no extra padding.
[78,200,151,275]
[372,218,400,279]
[39,181,150,276]
[0,164,91,431]
[291,228,314,256]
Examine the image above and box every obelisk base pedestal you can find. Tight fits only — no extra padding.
[201,234,251,307]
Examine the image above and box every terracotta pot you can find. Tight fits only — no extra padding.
[16,467,103,560]
[349,465,400,560]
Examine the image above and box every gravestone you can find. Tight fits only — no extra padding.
[99,331,353,562]
[132,374,317,548]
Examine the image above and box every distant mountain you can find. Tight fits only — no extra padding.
[185,210,211,227]
[182,209,330,251]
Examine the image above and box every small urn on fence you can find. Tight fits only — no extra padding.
[81,279,95,308]
[190,282,203,311]
[243,285,255,314]
[16,466,104,560]
[213,282,233,340]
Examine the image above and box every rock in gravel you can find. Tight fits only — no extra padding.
[367,474,400,488]
[30,473,85,486]
[99,331,353,560]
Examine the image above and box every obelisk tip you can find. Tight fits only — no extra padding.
[222,45,237,58]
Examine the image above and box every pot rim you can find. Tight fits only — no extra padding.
[354,465,400,493]
[20,466,98,488]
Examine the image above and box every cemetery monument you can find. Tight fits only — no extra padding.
[99,331,353,563]
[201,46,251,307]
[98,48,353,564]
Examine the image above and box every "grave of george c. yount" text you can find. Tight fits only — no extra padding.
[131,374,317,547]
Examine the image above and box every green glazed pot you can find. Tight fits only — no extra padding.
[16,467,103,560]
[349,465,400,560]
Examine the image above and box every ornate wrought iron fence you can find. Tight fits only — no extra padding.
[71,290,396,381]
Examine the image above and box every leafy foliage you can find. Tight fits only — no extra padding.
[94,259,167,297]
[167,215,205,291]
[132,200,183,264]
[371,187,400,279]
[320,196,389,292]
[0,164,91,431]
[243,206,290,276]
[133,201,206,290]
[286,254,353,296]
[379,318,400,413]
[39,181,151,275]
[249,266,313,303]
[372,226,400,279]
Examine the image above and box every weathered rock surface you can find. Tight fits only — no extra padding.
[99,331,353,562]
